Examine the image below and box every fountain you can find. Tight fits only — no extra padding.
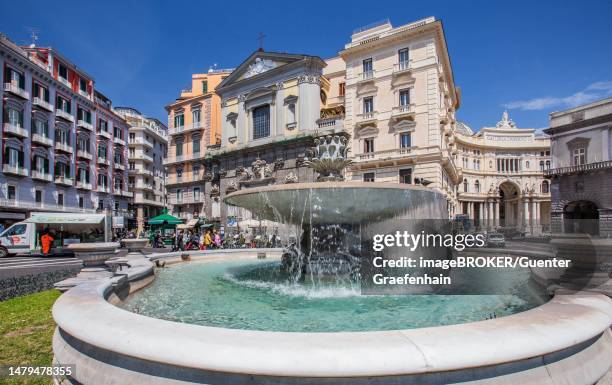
[50,135,612,384]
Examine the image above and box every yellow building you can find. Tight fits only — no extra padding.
[164,69,232,220]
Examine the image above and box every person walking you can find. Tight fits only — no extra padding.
[213,230,221,249]
[204,230,213,249]
[177,230,184,251]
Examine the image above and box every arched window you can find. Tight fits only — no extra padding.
[474,180,480,193]
[540,161,545,171]
[526,161,530,169]
[541,180,549,194]
[463,179,468,193]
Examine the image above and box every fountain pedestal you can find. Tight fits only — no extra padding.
[54,242,121,292]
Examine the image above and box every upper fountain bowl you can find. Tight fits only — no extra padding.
[224,182,447,225]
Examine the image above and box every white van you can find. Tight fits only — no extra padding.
[0,213,111,257]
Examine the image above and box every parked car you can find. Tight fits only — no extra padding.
[486,233,506,248]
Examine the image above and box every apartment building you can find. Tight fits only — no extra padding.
[114,107,168,232]
[164,69,231,220]
[545,97,612,236]
[323,18,462,217]
[454,112,551,233]
[0,33,131,228]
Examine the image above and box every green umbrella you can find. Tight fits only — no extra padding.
[147,208,183,225]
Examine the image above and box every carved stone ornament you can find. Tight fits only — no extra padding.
[244,58,277,79]
[225,181,238,193]
[284,172,298,184]
[210,184,220,197]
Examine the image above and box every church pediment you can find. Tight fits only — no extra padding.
[355,125,379,138]
[217,51,324,91]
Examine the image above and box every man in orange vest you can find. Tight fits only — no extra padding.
[41,229,54,255]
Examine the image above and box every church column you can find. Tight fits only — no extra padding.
[523,200,530,228]
[492,200,498,228]
[478,202,484,228]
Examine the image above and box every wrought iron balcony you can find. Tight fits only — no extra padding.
[33,97,54,112]
[3,122,29,138]
[3,83,29,99]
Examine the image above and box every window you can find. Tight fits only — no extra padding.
[99,119,108,132]
[4,147,23,168]
[193,187,201,201]
[193,138,200,154]
[399,89,410,107]
[192,109,201,127]
[174,114,184,128]
[129,162,135,170]
[177,168,183,178]
[193,165,200,179]
[56,96,71,113]
[176,141,183,156]
[98,174,107,188]
[474,180,480,193]
[202,81,208,93]
[176,189,183,203]
[58,64,68,81]
[77,107,91,123]
[3,224,26,236]
[79,78,87,92]
[399,169,412,184]
[474,159,480,170]
[526,161,530,169]
[33,120,48,137]
[398,48,409,69]
[252,105,270,139]
[35,190,42,203]
[546,160,550,169]
[541,180,549,194]
[540,161,545,171]
[79,196,84,208]
[33,83,49,102]
[463,179,468,192]
[363,97,374,114]
[572,148,586,165]
[7,185,16,200]
[363,172,375,182]
[55,162,70,178]
[98,201,104,211]
[58,193,64,206]
[7,108,23,127]
[400,132,411,148]
[339,82,345,97]
[364,138,375,153]
[362,58,373,76]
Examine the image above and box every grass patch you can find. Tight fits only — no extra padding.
[0,289,61,385]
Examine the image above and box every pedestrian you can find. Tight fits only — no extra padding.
[213,230,221,249]
[204,230,213,249]
[200,231,206,250]
[177,230,184,251]
[41,229,54,255]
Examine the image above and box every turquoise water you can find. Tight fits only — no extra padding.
[119,259,547,332]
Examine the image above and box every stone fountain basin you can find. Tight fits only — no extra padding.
[121,238,149,252]
[67,242,120,267]
[52,250,612,385]
[224,182,447,225]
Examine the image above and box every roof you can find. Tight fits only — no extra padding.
[25,213,105,224]
[455,121,474,136]
[148,209,183,225]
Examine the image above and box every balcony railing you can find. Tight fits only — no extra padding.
[114,137,126,146]
[114,162,125,170]
[3,164,28,176]
[98,130,112,140]
[75,181,93,190]
[393,60,412,73]
[77,150,93,160]
[168,123,201,135]
[32,133,54,146]
[545,160,612,177]
[32,97,54,112]
[356,147,415,162]
[129,153,154,163]
[31,170,53,182]
[121,190,133,198]
[317,117,345,131]
[55,109,74,122]
[129,137,154,148]
[170,195,205,205]
[3,123,29,138]
[360,70,374,81]
[164,152,203,164]
[54,175,73,186]
[77,120,94,132]
[356,111,377,123]
[97,157,111,166]
[3,83,29,99]
[96,185,110,194]
[392,104,416,119]
[0,198,97,213]
[55,142,73,153]
[78,89,90,99]
[58,77,71,88]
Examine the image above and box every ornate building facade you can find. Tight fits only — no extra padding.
[324,18,462,218]
[0,33,131,228]
[114,107,168,232]
[454,112,551,233]
[164,69,231,221]
[545,97,612,236]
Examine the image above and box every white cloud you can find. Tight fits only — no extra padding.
[503,81,612,111]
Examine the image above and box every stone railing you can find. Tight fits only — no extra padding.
[544,160,612,177]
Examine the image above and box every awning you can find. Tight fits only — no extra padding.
[24,213,105,224]
[186,219,199,227]
[148,208,183,225]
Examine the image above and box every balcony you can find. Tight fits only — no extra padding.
[114,162,125,170]
[55,142,73,154]
[544,160,612,178]
[393,60,413,74]
[391,104,416,121]
[130,153,153,163]
[168,122,202,135]
[75,181,93,190]
[55,109,74,122]
[114,137,126,146]
[32,133,54,146]
[135,182,154,191]
[359,70,375,82]
[3,83,29,99]
[317,117,345,132]
[58,77,71,89]
[121,190,133,198]
[355,147,416,163]
[78,89,90,99]
[97,157,111,166]
[96,185,110,194]
[77,150,93,160]
[170,195,205,205]
[3,164,28,176]
[32,97,54,112]
[31,170,53,182]
[129,137,154,148]
[55,175,73,186]
[355,111,377,127]
[98,130,112,140]
[3,123,29,138]
[77,120,94,132]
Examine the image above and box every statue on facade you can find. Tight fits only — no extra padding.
[496,110,516,128]
[244,58,277,78]
[226,181,238,193]
[210,184,220,197]
[304,135,352,182]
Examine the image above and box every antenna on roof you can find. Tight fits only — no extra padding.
[28,28,39,48]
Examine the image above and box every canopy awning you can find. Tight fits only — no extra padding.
[148,208,183,225]
[24,213,105,224]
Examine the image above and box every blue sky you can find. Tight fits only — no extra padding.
[1,0,611,131]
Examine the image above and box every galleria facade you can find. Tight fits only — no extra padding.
[164,17,551,233]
